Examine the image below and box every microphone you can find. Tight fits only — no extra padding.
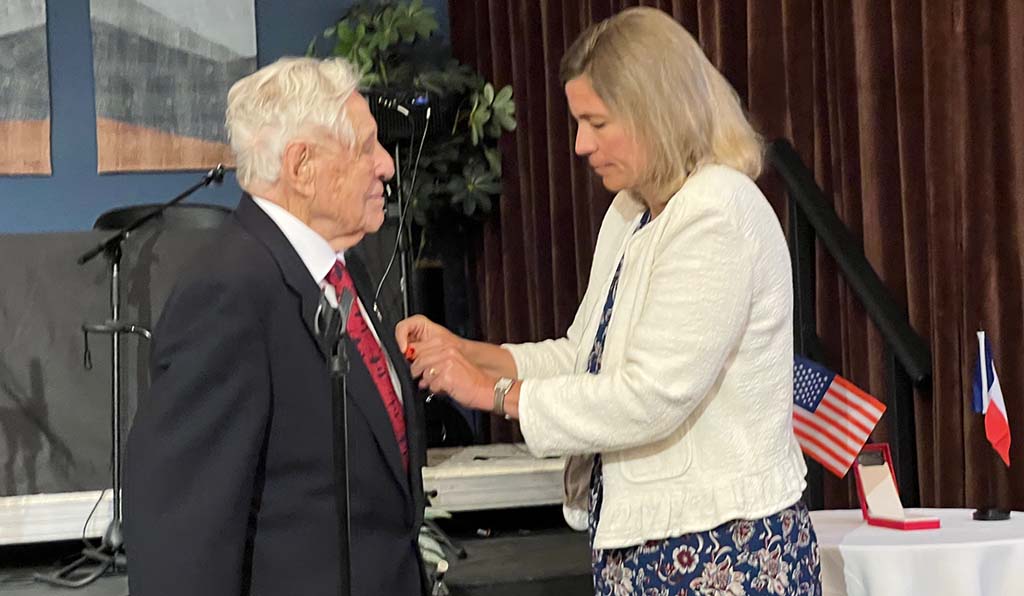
[331,288,355,376]
[204,164,226,186]
[316,287,356,368]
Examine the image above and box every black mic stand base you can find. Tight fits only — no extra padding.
[973,507,1011,521]
[33,519,127,588]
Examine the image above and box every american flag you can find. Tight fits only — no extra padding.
[793,355,886,477]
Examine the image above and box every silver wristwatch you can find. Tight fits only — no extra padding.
[492,377,515,418]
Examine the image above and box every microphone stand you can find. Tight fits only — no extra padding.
[35,165,225,589]
[327,288,356,596]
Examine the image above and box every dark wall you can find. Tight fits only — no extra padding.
[0,0,450,233]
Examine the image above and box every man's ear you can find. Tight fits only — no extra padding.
[282,140,316,197]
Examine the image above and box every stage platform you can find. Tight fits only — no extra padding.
[0,511,592,596]
[1,445,591,594]
[1,444,563,545]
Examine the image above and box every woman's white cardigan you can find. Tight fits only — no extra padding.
[506,164,807,549]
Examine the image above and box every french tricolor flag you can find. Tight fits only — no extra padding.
[972,331,1011,467]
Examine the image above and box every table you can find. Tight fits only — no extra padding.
[810,508,1024,596]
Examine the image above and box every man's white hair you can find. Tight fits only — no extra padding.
[226,57,361,189]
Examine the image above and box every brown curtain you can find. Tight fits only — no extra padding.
[449,0,1024,510]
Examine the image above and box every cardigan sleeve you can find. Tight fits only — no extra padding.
[517,199,755,456]
[502,336,578,380]
[502,298,590,378]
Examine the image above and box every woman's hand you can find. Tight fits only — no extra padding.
[395,315,463,358]
[407,340,495,412]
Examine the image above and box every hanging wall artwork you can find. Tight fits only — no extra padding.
[90,0,256,173]
[0,0,52,175]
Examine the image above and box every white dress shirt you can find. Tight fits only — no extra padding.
[252,197,403,402]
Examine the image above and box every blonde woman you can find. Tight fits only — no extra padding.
[398,7,820,595]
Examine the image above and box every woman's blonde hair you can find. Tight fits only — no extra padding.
[226,57,360,189]
[560,7,763,204]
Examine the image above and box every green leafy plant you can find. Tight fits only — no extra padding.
[309,0,516,238]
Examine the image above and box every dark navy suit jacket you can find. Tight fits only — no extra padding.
[125,195,427,595]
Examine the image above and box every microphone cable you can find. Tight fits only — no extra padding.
[375,105,431,312]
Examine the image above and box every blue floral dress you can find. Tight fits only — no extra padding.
[586,211,821,595]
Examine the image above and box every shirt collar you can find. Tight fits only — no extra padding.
[251,196,344,283]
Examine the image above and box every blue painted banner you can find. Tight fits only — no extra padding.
[90,0,256,173]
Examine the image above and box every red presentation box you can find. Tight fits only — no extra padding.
[853,443,940,531]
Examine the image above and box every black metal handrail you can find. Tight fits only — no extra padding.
[769,140,932,386]
[767,138,932,508]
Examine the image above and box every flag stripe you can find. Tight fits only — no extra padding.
[796,407,865,451]
[832,376,886,413]
[790,434,847,477]
[793,427,849,477]
[829,383,886,422]
[790,411,864,458]
[793,357,886,478]
[790,415,856,462]
[973,331,1011,466]
[989,371,1008,415]
[816,400,873,438]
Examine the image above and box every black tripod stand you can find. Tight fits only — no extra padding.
[35,165,226,589]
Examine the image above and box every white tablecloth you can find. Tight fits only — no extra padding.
[810,508,1024,596]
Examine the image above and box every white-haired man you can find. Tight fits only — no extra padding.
[124,57,426,595]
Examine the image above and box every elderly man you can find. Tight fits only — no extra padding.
[124,57,426,596]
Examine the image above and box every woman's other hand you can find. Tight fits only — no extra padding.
[408,341,494,411]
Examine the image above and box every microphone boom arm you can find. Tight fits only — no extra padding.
[77,164,226,265]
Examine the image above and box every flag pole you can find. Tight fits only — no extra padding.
[973,450,1010,520]
[973,330,1011,521]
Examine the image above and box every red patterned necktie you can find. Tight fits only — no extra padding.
[326,260,409,470]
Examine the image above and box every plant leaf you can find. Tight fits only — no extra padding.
[463,195,477,216]
[486,120,502,139]
[484,146,502,177]
[495,84,513,104]
[495,110,517,132]
[418,534,446,563]
[476,179,502,194]
[361,72,381,87]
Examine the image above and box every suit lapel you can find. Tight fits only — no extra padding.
[365,277,426,513]
[373,285,426,516]
[344,253,417,501]
[234,195,328,361]
[236,196,420,508]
